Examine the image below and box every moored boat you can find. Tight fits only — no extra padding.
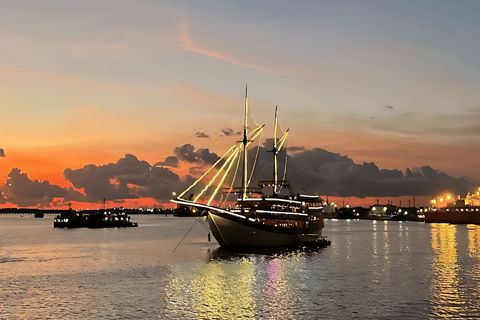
[424,191,480,224]
[172,86,328,248]
[54,209,138,228]
[34,211,44,218]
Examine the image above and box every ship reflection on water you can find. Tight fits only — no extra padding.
[164,246,325,319]
[430,224,480,318]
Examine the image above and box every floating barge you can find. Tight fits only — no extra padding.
[54,210,138,228]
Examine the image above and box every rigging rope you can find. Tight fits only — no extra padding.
[178,145,237,200]
[220,146,242,207]
[279,153,288,193]
[207,95,244,152]
[247,129,264,186]
[207,148,240,205]
[195,146,240,203]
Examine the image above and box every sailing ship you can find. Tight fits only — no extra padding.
[172,86,327,247]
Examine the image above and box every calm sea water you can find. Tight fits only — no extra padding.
[1,215,480,319]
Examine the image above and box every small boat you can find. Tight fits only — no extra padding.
[34,211,44,218]
[172,86,328,248]
[54,209,138,228]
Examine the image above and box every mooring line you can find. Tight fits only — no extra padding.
[173,219,198,252]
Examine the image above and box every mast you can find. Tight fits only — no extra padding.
[273,106,278,194]
[242,85,248,204]
[269,107,289,195]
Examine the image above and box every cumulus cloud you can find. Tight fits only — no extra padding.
[64,154,188,202]
[221,127,241,136]
[1,145,475,207]
[168,141,475,197]
[154,156,179,168]
[173,144,219,165]
[0,168,85,207]
[244,146,477,197]
[221,128,234,136]
[0,149,5,157]
[196,131,209,138]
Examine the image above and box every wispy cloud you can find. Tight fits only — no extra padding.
[176,17,321,81]
[177,20,272,73]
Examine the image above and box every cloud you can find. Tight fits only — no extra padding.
[154,156,179,168]
[0,149,5,157]
[222,128,234,136]
[2,146,475,207]
[178,19,272,73]
[173,144,219,165]
[63,154,188,202]
[243,146,477,197]
[287,146,305,152]
[0,168,85,207]
[221,127,241,136]
[196,131,210,138]
[189,166,205,176]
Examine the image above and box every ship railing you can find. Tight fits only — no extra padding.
[224,186,263,195]
[258,180,291,188]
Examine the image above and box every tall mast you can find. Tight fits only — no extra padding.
[273,106,278,194]
[242,85,248,202]
[270,107,289,195]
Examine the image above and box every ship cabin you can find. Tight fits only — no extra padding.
[441,199,480,213]
[226,183,323,231]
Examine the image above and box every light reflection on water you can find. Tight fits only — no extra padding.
[164,249,311,319]
[4,216,480,318]
[430,223,480,318]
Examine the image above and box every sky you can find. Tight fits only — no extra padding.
[1,0,480,209]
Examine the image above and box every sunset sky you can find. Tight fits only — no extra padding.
[1,0,480,208]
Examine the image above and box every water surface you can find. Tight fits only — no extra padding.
[1,215,479,319]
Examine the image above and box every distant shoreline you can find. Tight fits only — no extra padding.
[0,208,174,215]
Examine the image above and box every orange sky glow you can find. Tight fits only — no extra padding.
[1,1,480,209]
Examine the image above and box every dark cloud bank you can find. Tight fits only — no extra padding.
[63,154,188,203]
[0,144,476,207]
[0,168,85,207]
[247,139,476,197]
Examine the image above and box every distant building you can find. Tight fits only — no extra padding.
[369,204,398,219]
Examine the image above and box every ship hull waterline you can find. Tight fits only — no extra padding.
[207,211,324,248]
